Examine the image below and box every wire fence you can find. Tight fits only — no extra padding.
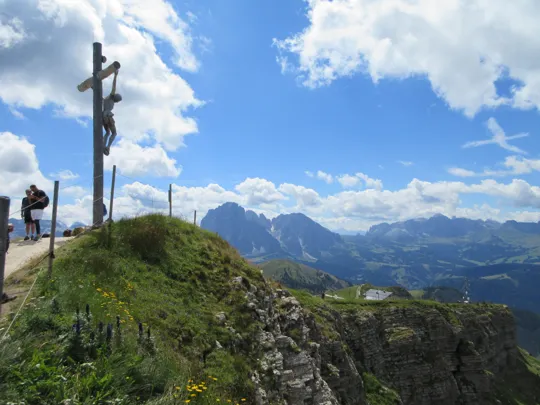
[0,165,199,325]
[5,167,198,237]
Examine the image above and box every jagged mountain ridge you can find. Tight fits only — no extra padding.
[365,213,540,242]
[201,203,540,293]
[201,202,343,260]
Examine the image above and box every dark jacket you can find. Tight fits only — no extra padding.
[21,197,31,218]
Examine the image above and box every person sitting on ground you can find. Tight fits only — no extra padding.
[29,184,47,241]
[21,189,36,241]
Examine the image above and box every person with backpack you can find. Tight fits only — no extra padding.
[29,184,49,241]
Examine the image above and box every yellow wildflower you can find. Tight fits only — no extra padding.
[175,386,181,390]
[185,401,190,404]
[241,399,246,402]
[191,394,196,397]
[96,288,102,292]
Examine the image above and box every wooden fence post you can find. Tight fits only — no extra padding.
[168,184,172,217]
[108,165,116,221]
[47,181,60,278]
[0,196,10,306]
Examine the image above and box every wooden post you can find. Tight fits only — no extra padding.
[0,196,10,305]
[93,42,104,227]
[108,165,116,221]
[47,181,59,278]
[193,210,197,226]
[168,184,172,217]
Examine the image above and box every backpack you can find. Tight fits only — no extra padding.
[43,195,50,208]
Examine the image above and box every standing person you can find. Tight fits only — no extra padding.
[29,184,48,241]
[21,189,36,241]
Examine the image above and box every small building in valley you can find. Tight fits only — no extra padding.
[364,289,393,301]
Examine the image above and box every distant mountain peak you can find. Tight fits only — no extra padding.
[201,202,342,260]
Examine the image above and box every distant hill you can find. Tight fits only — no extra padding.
[435,263,540,313]
[259,259,350,294]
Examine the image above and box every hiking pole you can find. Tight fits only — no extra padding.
[0,196,11,309]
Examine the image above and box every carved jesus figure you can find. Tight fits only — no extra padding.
[102,71,122,156]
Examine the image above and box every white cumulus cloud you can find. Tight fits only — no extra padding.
[0,132,52,197]
[105,139,182,177]
[274,0,540,116]
[235,178,286,206]
[337,172,383,190]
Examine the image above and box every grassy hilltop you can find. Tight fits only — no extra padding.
[0,215,266,404]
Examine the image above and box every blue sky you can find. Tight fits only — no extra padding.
[1,0,540,231]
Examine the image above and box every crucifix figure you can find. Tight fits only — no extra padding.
[102,71,122,156]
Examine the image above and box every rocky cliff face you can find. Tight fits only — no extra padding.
[227,276,524,405]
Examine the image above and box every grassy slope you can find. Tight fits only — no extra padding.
[259,259,350,294]
[0,215,267,405]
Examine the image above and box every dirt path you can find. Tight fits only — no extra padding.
[4,237,71,280]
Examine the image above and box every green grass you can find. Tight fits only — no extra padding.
[362,373,401,405]
[334,286,359,300]
[0,215,266,405]
[409,289,424,299]
[386,327,415,343]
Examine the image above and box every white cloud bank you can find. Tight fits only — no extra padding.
[5,131,540,232]
[274,0,540,117]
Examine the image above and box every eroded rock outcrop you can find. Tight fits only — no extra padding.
[227,276,519,405]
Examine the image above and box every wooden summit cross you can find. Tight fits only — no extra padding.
[76,42,121,226]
